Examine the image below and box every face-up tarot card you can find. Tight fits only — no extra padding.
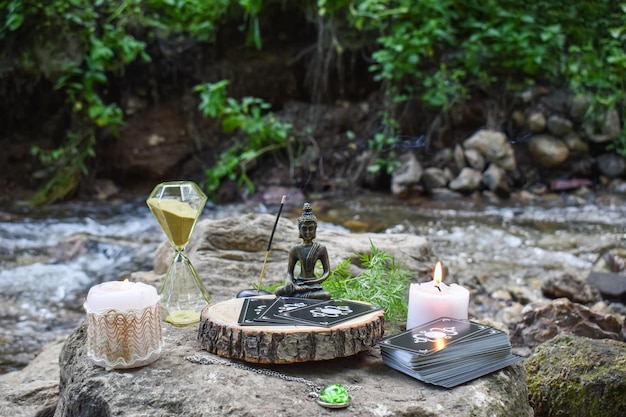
[237,296,279,326]
[254,297,326,324]
[379,317,490,355]
[276,298,382,327]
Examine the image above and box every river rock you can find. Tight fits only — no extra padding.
[527,112,546,132]
[463,129,517,171]
[248,185,307,206]
[585,108,621,143]
[421,167,449,192]
[448,167,482,194]
[53,234,90,261]
[606,178,626,194]
[482,164,510,197]
[562,131,589,153]
[429,187,465,200]
[454,143,467,169]
[464,148,486,171]
[549,178,593,192]
[509,298,623,352]
[511,110,525,128]
[540,273,600,304]
[596,153,626,178]
[525,332,626,417]
[591,248,626,273]
[528,134,569,167]
[586,271,626,303]
[391,152,423,198]
[546,114,573,137]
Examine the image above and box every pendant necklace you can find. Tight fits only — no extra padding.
[185,354,359,409]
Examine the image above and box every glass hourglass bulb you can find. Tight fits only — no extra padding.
[147,181,210,325]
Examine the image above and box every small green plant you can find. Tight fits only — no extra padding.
[607,130,626,158]
[29,130,96,205]
[324,241,412,324]
[365,108,401,175]
[195,80,293,199]
[366,132,400,175]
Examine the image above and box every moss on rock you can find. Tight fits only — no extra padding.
[525,332,626,417]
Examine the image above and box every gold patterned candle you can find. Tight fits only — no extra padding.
[84,280,163,370]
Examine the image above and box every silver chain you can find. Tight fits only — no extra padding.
[184,354,361,400]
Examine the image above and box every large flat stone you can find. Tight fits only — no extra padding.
[0,337,63,417]
[50,320,532,417]
[152,213,438,302]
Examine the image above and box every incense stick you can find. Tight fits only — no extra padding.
[257,195,286,290]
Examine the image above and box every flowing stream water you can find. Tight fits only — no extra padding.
[1,193,625,374]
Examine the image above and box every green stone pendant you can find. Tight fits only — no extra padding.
[316,384,350,409]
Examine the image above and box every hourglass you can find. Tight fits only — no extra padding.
[147,181,210,326]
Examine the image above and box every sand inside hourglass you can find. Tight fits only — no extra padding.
[146,182,210,326]
[146,198,198,249]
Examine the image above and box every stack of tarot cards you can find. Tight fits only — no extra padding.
[237,296,381,327]
[379,317,524,388]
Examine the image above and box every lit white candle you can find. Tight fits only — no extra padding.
[406,261,469,329]
[85,280,159,312]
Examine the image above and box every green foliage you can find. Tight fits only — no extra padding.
[456,5,565,82]
[30,131,95,205]
[143,0,230,42]
[363,105,401,175]
[557,2,626,155]
[195,80,292,199]
[324,241,412,324]
[3,0,626,203]
[344,0,623,106]
[2,1,148,204]
[1,1,153,204]
[366,132,400,175]
[0,0,250,204]
[238,0,263,49]
[338,0,626,158]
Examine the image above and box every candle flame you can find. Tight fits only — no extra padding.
[121,278,129,289]
[433,261,443,285]
[433,337,446,351]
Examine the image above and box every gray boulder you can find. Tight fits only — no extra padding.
[47,321,532,417]
[0,337,63,417]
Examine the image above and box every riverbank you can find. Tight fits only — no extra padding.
[2,202,626,417]
[2,191,626,374]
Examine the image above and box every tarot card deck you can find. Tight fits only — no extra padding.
[379,317,524,388]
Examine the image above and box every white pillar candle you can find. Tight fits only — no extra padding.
[406,261,470,330]
[85,280,160,312]
[84,280,163,370]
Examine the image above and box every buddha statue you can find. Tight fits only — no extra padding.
[274,203,331,300]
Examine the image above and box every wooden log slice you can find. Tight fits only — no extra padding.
[198,297,385,364]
